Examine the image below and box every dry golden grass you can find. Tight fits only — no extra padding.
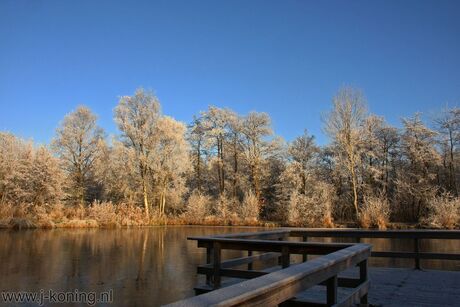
[425,193,460,229]
[58,219,99,228]
[359,194,390,230]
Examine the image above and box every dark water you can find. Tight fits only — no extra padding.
[0,226,458,306]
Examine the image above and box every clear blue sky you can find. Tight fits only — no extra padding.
[1,0,459,145]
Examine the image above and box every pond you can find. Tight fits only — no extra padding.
[0,226,458,306]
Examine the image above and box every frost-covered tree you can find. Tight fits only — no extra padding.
[0,133,63,205]
[241,111,273,200]
[201,106,231,195]
[114,88,161,216]
[276,131,333,226]
[52,106,104,205]
[226,111,245,200]
[187,116,207,193]
[288,130,318,195]
[435,107,460,195]
[149,116,190,215]
[94,139,139,204]
[397,114,440,221]
[28,146,63,205]
[0,133,33,204]
[324,87,367,218]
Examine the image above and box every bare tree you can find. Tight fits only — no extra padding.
[323,87,367,218]
[397,113,440,221]
[52,106,104,205]
[187,116,206,192]
[114,88,161,216]
[201,107,230,195]
[149,116,190,216]
[435,107,460,195]
[1,133,63,205]
[288,130,318,195]
[241,111,273,200]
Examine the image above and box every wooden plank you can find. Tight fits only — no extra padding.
[326,275,338,305]
[165,244,371,307]
[195,238,354,255]
[200,252,280,269]
[213,241,221,288]
[282,246,290,268]
[333,280,370,307]
[197,267,268,279]
[189,229,290,240]
[371,251,460,260]
[247,250,253,270]
[289,229,460,240]
[414,238,421,269]
[302,235,308,262]
[319,277,361,288]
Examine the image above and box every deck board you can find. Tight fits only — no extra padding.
[288,267,460,306]
[366,267,460,306]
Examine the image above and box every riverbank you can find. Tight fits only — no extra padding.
[0,202,457,230]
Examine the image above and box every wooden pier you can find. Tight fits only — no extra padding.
[165,229,460,306]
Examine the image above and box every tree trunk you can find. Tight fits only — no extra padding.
[351,166,359,219]
[142,179,149,217]
[197,140,202,192]
[233,139,238,199]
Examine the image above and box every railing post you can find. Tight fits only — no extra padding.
[302,235,308,262]
[278,236,283,265]
[248,250,253,270]
[281,246,290,268]
[359,259,368,305]
[213,241,221,289]
[326,275,338,306]
[206,245,212,285]
[414,238,421,270]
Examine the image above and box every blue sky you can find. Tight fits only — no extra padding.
[1,0,459,145]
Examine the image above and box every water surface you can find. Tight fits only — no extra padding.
[0,226,458,306]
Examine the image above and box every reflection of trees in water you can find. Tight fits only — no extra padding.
[9,227,456,305]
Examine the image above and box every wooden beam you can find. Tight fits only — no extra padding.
[200,252,280,270]
[333,280,370,307]
[196,238,354,255]
[213,241,221,289]
[371,251,460,260]
[326,275,337,306]
[165,244,371,307]
[289,229,460,240]
[197,267,268,279]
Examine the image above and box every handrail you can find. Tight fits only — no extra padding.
[191,228,460,270]
[165,243,371,307]
[288,228,460,269]
[289,228,460,239]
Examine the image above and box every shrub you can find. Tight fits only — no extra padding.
[214,194,231,220]
[239,190,260,221]
[183,191,211,222]
[87,201,119,227]
[359,194,391,229]
[0,203,15,225]
[425,193,459,229]
[287,182,334,227]
[117,203,148,226]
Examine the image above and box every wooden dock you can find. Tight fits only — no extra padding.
[165,229,460,306]
[288,267,460,306]
[365,267,460,306]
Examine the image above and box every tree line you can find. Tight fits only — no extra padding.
[0,87,458,228]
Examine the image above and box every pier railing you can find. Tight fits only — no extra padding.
[287,229,460,270]
[167,233,371,306]
[165,229,460,306]
[206,228,460,270]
